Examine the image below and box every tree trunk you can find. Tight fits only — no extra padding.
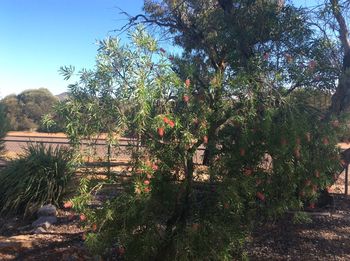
[329,0,350,115]
[154,154,194,260]
[330,64,350,115]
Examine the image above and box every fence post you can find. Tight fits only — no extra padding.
[107,143,111,177]
[346,164,348,195]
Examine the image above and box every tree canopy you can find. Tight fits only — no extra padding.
[0,103,9,156]
[0,88,58,131]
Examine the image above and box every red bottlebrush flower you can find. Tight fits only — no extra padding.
[117,246,126,256]
[183,95,189,103]
[305,132,311,142]
[168,120,175,128]
[152,164,158,171]
[315,170,320,178]
[163,116,169,124]
[243,168,252,176]
[322,137,329,145]
[305,179,311,186]
[144,187,151,193]
[256,192,265,201]
[256,179,262,186]
[80,214,87,221]
[191,223,200,231]
[308,60,317,70]
[309,202,315,209]
[63,201,73,209]
[263,52,269,60]
[294,148,301,159]
[159,48,166,53]
[203,135,208,144]
[185,79,191,88]
[92,223,97,232]
[144,179,150,185]
[169,55,174,61]
[239,148,246,156]
[157,127,164,137]
[285,53,293,63]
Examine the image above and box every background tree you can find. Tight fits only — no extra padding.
[0,103,9,156]
[0,88,58,131]
[326,0,350,114]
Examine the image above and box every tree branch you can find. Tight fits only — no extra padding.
[330,0,350,54]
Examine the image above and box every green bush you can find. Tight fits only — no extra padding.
[0,103,9,156]
[0,143,74,216]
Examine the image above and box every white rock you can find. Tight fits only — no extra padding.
[33,227,46,234]
[32,216,57,228]
[37,204,57,217]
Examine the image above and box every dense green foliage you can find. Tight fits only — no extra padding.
[53,0,349,260]
[0,88,59,131]
[0,143,74,216]
[0,103,9,156]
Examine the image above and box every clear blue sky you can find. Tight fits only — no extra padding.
[0,0,143,98]
[0,0,316,98]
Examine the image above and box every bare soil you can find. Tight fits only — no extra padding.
[247,195,350,261]
[0,210,92,261]
[0,193,349,261]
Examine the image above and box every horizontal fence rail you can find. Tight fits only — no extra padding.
[3,133,206,165]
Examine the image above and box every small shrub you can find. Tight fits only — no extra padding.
[0,103,9,156]
[0,143,74,216]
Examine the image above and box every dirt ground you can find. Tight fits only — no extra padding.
[247,195,350,261]
[0,193,349,261]
[0,210,92,261]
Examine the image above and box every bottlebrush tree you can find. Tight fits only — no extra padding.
[54,24,345,260]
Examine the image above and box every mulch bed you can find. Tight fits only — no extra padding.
[0,194,350,260]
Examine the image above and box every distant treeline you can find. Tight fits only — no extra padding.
[0,88,65,132]
[0,87,332,133]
